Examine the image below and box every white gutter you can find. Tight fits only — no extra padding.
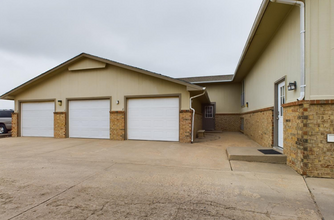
[189,88,206,143]
[270,0,305,101]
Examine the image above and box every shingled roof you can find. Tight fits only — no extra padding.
[178,74,234,84]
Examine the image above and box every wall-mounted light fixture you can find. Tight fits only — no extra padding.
[246,102,249,108]
[288,81,297,91]
[116,100,119,105]
[58,100,62,106]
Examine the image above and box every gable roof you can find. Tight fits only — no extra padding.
[1,53,204,100]
[178,74,234,84]
[232,0,295,82]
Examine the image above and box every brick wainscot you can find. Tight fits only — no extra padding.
[180,110,192,143]
[54,112,66,138]
[110,111,125,140]
[215,107,274,148]
[11,112,18,137]
[283,100,334,178]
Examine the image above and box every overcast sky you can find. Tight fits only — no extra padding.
[0,0,262,109]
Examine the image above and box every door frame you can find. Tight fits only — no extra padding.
[274,77,286,148]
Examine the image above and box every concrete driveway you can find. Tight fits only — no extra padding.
[0,133,327,219]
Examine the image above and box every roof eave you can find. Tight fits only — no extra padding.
[231,0,270,82]
[1,53,204,98]
[0,53,86,99]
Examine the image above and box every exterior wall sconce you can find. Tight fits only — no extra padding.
[288,81,297,91]
[58,100,62,106]
[246,102,249,107]
[116,100,119,105]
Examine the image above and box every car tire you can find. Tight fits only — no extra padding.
[0,124,7,134]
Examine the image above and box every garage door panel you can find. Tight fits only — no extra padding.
[23,127,54,137]
[21,102,55,137]
[127,98,179,141]
[69,100,110,139]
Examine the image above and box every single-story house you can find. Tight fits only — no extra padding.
[1,0,333,178]
[0,53,210,143]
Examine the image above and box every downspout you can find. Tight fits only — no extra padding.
[270,0,305,101]
[189,88,206,143]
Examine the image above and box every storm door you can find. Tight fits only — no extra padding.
[277,81,285,148]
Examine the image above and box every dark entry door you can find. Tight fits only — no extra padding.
[202,103,215,131]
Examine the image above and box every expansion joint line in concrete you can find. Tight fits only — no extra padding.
[113,161,226,172]
[226,150,233,171]
[228,160,233,171]
[7,163,116,220]
[302,176,324,220]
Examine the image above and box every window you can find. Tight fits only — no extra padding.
[241,80,245,107]
[204,106,213,118]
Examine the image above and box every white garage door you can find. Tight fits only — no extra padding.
[21,102,55,137]
[69,100,110,139]
[127,97,179,141]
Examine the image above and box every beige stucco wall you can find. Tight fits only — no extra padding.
[14,63,191,112]
[241,7,301,112]
[202,83,241,113]
[306,0,334,100]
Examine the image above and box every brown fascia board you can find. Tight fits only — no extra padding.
[231,0,270,82]
[0,53,204,99]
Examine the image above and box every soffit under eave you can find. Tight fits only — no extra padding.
[233,2,294,82]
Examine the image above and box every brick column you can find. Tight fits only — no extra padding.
[110,111,125,140]
[283,104,304,174]
[179,110,192,143]
[283,100,334,178]
[54,112,66,138]
[11,113,18,137]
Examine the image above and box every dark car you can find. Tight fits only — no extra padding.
[0,109,14,134]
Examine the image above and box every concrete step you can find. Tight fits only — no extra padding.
[227,147,287,164]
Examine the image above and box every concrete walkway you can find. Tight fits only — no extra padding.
[0,133,332,219]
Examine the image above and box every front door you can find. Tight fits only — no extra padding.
[278,81,285,148]
[202,104,215,131]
